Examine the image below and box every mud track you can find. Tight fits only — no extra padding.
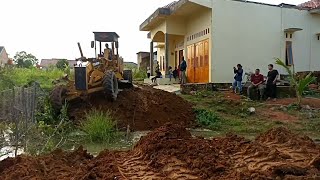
[1,124,320,179]
[68,86,196,131]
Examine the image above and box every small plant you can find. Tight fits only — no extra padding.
[275,58,316,107]
[195,109,222,130]
[81,110,118,143]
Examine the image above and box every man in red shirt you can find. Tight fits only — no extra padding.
[247,69,265,100]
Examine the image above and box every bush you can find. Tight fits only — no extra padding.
[133,69,147,81]
[81,110,118,143]
[195,109,222,130]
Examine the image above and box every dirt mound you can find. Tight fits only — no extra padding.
[69,86,196,131]
[1,125,320,179]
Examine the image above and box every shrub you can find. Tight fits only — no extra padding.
[195,109,222,130]
[81,110,118,143]
[133,69,147,81]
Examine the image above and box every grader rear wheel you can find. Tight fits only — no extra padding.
[50,85,68,112]
[103,71,119,101]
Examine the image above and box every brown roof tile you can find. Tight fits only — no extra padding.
[299,0,320,9]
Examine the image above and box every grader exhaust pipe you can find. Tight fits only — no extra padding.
[77,42,84,58]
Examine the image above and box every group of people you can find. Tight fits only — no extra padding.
[148,57,187,84]
[233,64,279,101]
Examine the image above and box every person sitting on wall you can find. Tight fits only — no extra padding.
[173,67,178,81]
[151,71,162,84]
[247,69,265,100]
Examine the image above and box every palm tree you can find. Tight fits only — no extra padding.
[275,58,316,107]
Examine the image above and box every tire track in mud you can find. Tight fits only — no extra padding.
[115,150,199,179]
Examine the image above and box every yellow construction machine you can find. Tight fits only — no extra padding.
[50,32,132,110]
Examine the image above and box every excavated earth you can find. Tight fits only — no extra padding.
[68,86,196,131]
[1,124,320,179]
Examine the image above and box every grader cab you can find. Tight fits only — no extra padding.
[50,32,133,111]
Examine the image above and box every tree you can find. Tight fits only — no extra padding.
[14,51,38,68]
[275,58,316,107]
[56,59,69,70]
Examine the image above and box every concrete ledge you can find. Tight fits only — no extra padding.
[181,83,216,94]
[144,78,180,85]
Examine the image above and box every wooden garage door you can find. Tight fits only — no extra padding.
[187,39,209,83]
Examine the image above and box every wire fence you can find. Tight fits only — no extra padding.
[0,83,45,156]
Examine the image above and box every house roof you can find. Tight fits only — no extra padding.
[0,46,4,54]
[40,59,76,68]
[299,0,320,9]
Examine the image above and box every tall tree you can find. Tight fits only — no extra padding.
[14,51,38,68]
[56,59,69,70]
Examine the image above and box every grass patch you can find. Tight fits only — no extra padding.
[195,108,222,130]
[81,110,118,143]
[0,67,64,91]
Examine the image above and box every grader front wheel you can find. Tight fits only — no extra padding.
[103,71,119,101]
[50,85,68,112]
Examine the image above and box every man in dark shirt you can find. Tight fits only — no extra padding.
[247,69,265,100]
[232,64,243,93]
[180,57,187,84]
[266,64,279,101]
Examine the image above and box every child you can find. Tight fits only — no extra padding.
[173,67,178,81]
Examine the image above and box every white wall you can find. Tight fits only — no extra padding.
[211,0,320,83]
[282,11,320,72]
[212,0,282,83]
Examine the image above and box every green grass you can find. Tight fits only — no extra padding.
[81,110,118,143]
[0,67,64,91]
[181,90,320,139]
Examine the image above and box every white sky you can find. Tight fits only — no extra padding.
[0,0,308,63]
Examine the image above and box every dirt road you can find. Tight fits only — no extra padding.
[1,123,320,179]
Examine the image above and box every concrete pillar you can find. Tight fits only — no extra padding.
[150,41,154,76]
[165,33,169,75]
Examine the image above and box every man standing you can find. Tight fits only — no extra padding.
[247,69,265,100]
[180,57,187,84]
[266,64,279,101]
[232,64,243,94]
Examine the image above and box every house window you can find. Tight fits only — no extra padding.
[290,34,293,38]
[285,41,293,66]
[286,33,288,38]
[318,35,320,41]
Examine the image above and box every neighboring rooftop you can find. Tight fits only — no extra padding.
[40,59,76,68]
[299,0,320,9]
[0,46,4,54]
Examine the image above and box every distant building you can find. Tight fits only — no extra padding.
[0,46,9,67]
[136,51,157,71]
[40,59,76,69]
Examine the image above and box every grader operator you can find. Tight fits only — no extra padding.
[50,32,132,111]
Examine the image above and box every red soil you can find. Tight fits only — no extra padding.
[1,124,320,179]
[68,86,196,131]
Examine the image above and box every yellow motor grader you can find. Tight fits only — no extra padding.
[50,32,132,110]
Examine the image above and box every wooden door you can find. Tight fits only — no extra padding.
[187,45,195,83]
[194,43,200,83]
[203,39,209,82]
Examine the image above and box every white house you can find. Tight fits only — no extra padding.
[140,0,320,83]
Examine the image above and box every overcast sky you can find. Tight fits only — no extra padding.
[0,0,307,63]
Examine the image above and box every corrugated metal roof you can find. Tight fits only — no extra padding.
[299,0,320,9]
